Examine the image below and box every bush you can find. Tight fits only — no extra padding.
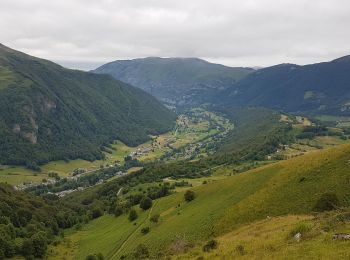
[150,214,160,223]
[128,209,138,222]
[140,197,153,210]
[202,239,218,252]
[85,253,104,260]
[141,227,150,235]
[184,190,195,202]
[290,222,312,237]
[313,193,340,212]
[134,244,149,259]
[91,208,103,219]
[30,232,47,258]
[235,244,245,255]
[114,206,123,217]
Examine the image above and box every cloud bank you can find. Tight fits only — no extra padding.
[1,0,350,70]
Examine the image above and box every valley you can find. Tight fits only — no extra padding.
[1,43,350,260]
[1,108,233,191]
[48,143,350,259]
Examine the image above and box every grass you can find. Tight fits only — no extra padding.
[0,165,46,185]
[176,213,350,259]
[0,66,18,90]
[51,143,350,259]
[278,135,350,159]
[48,209,149,259]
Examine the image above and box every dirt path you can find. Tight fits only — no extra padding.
[110,200,158,259]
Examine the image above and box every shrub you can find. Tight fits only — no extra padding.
[313,193,340,212]
[114,206,123,217]
[141,227,150,235]
[202,239,218,252]
[128,209,138,222]
[134,244,149,259]
[85,253,104,260]
[91,208,103,219]
[150,214,160,223]
[184,190,195,202]
[140,197,153,210]
[290,222,312,237]
[30,232,48,258]
[235,244,245,255]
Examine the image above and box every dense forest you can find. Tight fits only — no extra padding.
[0,183,94,259]
[221,56,350,115]
[210,107,294,164]
[0,44,176,167]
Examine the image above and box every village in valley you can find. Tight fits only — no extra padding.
[8,108,234,196]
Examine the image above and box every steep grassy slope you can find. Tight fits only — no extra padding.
[93,57,253,107]
[52,143,350,259]
[222,56,350,115]
[177,212,350,259]
[0,44,176,166]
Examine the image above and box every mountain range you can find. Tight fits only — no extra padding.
[93,57,253,108]
[222,55,350,115]
[94,55,350,116]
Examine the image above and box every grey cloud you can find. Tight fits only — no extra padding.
[1,0,350,70]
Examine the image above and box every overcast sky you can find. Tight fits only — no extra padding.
[1,0,350,70]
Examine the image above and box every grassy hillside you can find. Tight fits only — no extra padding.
[222,56,350,116]
[93,57,253,108]
[50,143,350,259]
[177,212,350,259]
[0,44,176,167]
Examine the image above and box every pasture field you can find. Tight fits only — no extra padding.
[278,135,350,159]
[49,143,350,259]
[0,165,45,185]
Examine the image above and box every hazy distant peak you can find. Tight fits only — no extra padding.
[332,55,350,63]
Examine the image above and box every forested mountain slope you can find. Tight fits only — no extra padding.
[0,44,176,167]
[93,57,253,108]
[222,56,350,115]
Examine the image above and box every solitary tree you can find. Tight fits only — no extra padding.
[184,190,195,202]
[128,209,138,221]
[140,197,153,210]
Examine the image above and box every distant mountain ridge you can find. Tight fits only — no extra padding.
[93,57,253,108]
[221,55,350,115]
[0,44,176,166]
